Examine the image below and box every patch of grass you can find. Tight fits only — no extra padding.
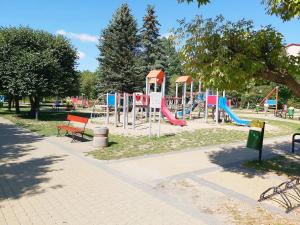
[264,119,300,137]
[244,154,300,177]
[1,106,300,161]
[0,107,92,136]
[90,128,248,160]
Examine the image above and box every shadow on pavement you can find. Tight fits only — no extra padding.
[207,140,295,178]
[0,121,65,199]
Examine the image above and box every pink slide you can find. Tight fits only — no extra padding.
[161,98,187,126]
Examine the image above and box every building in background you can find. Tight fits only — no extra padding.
[286,43,300,56]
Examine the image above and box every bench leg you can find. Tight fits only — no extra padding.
[71,133,76,143]
[57,128,61,137]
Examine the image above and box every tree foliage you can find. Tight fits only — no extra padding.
[80,70,97,99]
[160,37,183,94]
[178,0,300,21]
[0,27,79,115]
[97,4,141,93]
[140,5,164,72]
[176,16,300,98]
[263,0,300,21]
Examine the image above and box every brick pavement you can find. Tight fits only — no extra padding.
[0,118,209,225]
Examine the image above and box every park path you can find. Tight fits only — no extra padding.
[0,117,208,225]
[0,116,298,224]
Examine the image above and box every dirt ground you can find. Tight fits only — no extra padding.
[155,177,300,225]
[88,113,279,137]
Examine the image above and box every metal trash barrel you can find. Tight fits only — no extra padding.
[93,127,109,148]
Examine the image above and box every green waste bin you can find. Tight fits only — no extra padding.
[246,120,265,161]
[247,130,263,151]
[287,107,294,119]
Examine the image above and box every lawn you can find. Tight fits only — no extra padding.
[1,106,299,160]
[244,154,300,177]
[91,128,248,160]
[0,107,93,136]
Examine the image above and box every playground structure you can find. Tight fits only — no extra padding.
[175,76,193,120]
[173,76,204,120]
[257,86,279,115]
[204,90,250,126]
[88,70,253,132]
[255,86,296,119]
[90,70,187,130]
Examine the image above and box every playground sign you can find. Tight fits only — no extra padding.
[150,92,162,108]
[246,120,265,161]
[149,92,162,138]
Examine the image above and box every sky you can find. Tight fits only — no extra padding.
[1,0,300,71]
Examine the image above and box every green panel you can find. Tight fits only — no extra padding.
[247,130,263,151]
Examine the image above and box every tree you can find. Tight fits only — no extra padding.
[263,0,300,21]
[160,37,183,94]
[140,5,164,73]
[80,70,97,99]
[97,4,141,93]
[176,16,300,98]
[0,27,79,117]
[178,0,300,21]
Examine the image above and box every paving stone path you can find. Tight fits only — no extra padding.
[0,117,297,225]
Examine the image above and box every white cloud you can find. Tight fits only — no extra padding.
[77,51,86,59]
[162,32,174,39]
[56,29,98,43]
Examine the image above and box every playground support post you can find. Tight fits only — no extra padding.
[158,107,161,138]
[162,76,166,97]
[222,90,225,124]
[205,89,208,123]
[145,77,149,122]
[106,93,109,125]
[153,79,157,122]
[216,90,219,125]
[132,93,136,129]
[175,83,178,112]
[190,81,193,119]
[275,86,279,116]
[198,81,202,93]
[123,93,126,129]
[126,93,129,127]
[183,82,187,120]
[114,93,118,127]
[149,107,152,138]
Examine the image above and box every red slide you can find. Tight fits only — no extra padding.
[161,98,187,126]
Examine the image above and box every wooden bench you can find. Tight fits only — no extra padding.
[57,114,89,142]
[292,133,300,153]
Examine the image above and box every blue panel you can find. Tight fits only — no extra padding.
[266,99,277,106]
[107,94,115,107]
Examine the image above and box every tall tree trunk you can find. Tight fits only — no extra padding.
[29,96,35,114]
[261,71,300,99]
[34,96,40,120]
[8,96,12,111]
[14,96,20,114]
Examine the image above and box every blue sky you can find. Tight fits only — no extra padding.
[1,0,300,71]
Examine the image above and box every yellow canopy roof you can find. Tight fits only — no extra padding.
[147,70,165,84]
[176,76,193,84]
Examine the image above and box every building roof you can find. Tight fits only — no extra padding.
[176,75,193,84]
[286,43,300,48]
